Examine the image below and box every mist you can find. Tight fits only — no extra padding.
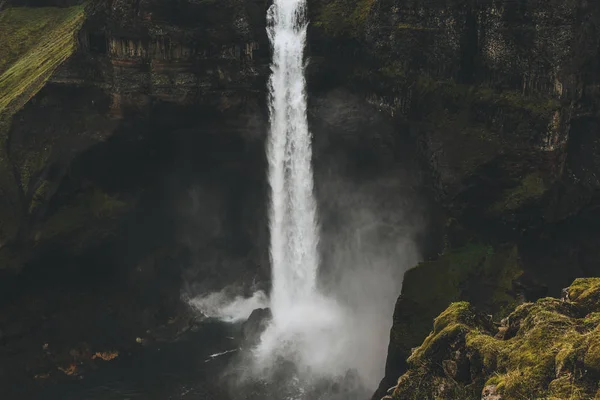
[314,170,425,388]
[182,165,426,395]
[180,90,431,398]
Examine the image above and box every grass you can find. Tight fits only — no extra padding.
[0,5,86,119]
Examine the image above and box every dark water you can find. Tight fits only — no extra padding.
[8,321,238,400]
[6,319,373,400]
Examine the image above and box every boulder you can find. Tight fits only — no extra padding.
[241,307,272,348]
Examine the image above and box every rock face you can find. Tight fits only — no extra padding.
[2,0,600,399]
[241,307,272,348]
[311,1,600,398]
[383,278,600,400]
[0,0,272,272]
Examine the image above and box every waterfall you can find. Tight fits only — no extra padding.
[266,0,319,323]
[253,0,349,376]
[186,0,418,392]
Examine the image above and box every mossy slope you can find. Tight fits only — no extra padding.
[0,5,87,263]
[384,278,600,400]
[0,5,86,118]
[380,243,523,397]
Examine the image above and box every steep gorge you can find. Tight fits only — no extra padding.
[1,0,600,399]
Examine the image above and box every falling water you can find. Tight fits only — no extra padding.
[266,0,319,323]
[186,0,418,392]
[254,0,349,377]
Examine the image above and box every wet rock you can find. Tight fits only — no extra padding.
[241,308,272,348]
[481,385,501,400]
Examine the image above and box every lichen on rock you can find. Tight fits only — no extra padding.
[386,278,600,400]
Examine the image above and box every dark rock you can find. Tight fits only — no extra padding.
[241,307,272,348]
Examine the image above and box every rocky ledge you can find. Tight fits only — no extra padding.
[382,278,600,400]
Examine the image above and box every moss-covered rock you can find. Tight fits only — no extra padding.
[377,243,524,398]
[568,278,600,313]
[386,278,600,400]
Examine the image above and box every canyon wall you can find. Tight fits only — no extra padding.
[2,0,600,398]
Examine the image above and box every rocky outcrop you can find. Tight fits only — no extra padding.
[241,307,272,348]
[383,278,600,400]
[0,0,272,271]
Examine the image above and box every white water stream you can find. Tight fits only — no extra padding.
[187,0,420,391]
[252,0,347,377]
[265,0,319,329]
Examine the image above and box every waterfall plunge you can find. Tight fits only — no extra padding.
[266,0,318,326]
[254,0,346,377]
[185,0,412,391]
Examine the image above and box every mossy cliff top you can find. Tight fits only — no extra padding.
[0,4,86,119]
[384,278,600,400]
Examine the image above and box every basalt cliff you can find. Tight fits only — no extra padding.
[1,0,600,399]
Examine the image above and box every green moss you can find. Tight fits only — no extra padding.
[391,279,600,400]
[397,243,491,343]
[547,375,589,399]
[584,330,600,373]
[569,278,600,313]
[409,302,486,366]
[403,243,493,304]
[313,0,375,37]
[468,333,503,371]
[0,5,86,118]
[491,173,548,213]
[387,243,522,386]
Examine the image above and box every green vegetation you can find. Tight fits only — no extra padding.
[491,172,548,213]
[387,243,523,383]
[313,0,375,37]
[568,278,600,313]
[0,5,86,119]
[388,279,600,400]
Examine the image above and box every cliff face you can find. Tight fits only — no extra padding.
[0,2,275,389]
[313,1,600,398]
[2,0,600,398]
[0,0,272,271]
